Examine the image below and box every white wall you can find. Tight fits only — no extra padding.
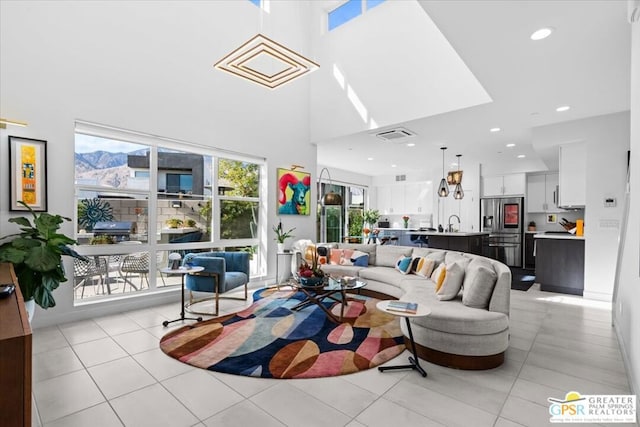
[308,0,490,143]
[614,12,639,412]
[532,112,630,301]
[0,1,318,326]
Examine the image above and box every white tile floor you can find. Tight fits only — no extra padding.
[31,284,637,427]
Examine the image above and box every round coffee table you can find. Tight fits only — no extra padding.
[376,300,431,377]
[290,277,366,323]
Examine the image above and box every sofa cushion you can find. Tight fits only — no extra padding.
[462,262,498,309]
[445,252,472,269]
[358,266,408,287]
[404,284,508,336]
[436,262,465,300]
[395,256,413,275]
[412,257,436,277]
[320,264,366,277]
[412,248,446,265]
[376,245,413,267]
[338,243,377,265]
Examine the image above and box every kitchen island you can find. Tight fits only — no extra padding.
[534,233,585,295]
[409,231,489,255]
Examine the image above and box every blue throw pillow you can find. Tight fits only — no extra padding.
[395,256,412,275]
[351,251,369,267]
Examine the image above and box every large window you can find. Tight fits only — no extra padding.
[73,124,265,303]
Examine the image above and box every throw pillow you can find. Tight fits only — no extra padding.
[436,262,465,300]
[339,249,355,265]
[431,263,447,292]
[412,257,436,277]
[395,256,413,275]
[329,249,343,265]
[351,250,369,267]
[376,245,413,267]
[462,264,498,309]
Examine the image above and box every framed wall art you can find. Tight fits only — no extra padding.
[277,168,311,215]
[8,136,48,212]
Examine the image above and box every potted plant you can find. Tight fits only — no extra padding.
[528,221,536,231]
[166,218,183,229]
[0,201,85,316]
[273,220,295,253]
[363,209,380,230]
[297,247,324,286]
[186,219,197,228]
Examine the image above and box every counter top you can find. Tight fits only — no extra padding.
[534,233,585,240]
[409,231,490,237]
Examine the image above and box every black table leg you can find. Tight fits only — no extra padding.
[163,274,203,327]
[378,317,427,377]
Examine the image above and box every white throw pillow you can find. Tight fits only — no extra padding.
[436,262,465,300]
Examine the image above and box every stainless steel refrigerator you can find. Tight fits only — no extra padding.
[480,197,524,268]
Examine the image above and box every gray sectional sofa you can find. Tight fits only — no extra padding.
[291,241,511,369]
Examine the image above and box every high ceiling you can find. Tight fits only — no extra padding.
[316,0,631,177]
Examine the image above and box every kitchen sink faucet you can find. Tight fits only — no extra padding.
[448,215,461,232]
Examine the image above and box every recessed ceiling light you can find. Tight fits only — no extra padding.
[407,143,415,147]
[530,27,554,41]
[391,164,397,168]
[490,127,501,132]
[367,157,373,161]
[556,105,570,112]
[517,154,526,158]
[506,143,516,148]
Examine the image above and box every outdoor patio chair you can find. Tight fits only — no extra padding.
[74,257,108,298]
[118,252,150,292]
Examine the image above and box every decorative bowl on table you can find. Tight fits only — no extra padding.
[299,276,323,287]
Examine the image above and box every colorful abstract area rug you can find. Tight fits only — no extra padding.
[160,288,405,379]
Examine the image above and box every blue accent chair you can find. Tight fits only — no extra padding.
[183,251,250,315]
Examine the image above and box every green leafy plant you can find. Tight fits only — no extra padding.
[0,201,85,309]
[166,218,183,229]
[363,209,380,228]
[186,219,197,228]
[273,220,295,243]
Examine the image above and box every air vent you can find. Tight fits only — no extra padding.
[395,175,406,182]
[374,127,416,141]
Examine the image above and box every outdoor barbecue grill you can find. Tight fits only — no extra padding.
[93,221,137,242]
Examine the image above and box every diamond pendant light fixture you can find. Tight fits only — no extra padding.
[438,147,449,197]
[454,154,464,200]
[214,34,319,89]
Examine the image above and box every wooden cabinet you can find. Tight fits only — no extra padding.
[524,233,535,269]
[535,237,584,295]
[0,263,32,427]
[558,142,586,208]
[482,173,525,197]
[427,234,484,255]
[527,173,564,213]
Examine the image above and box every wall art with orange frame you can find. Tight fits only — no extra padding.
[8,136,48,212]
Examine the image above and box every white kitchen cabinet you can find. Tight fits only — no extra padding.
[482,173,525,197]
[527,173,564,213]
[375,182,433,215]
[403,181,433,215]
[558,142,586,208]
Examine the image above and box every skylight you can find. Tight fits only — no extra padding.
[328,0,386,31]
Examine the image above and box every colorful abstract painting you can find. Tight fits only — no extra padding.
[8,136,48,211]
[277,168,311,215]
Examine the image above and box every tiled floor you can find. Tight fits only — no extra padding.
[31,284,637,427]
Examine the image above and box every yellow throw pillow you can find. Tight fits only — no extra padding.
[413,257,436,277]
[431,263,447,292]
